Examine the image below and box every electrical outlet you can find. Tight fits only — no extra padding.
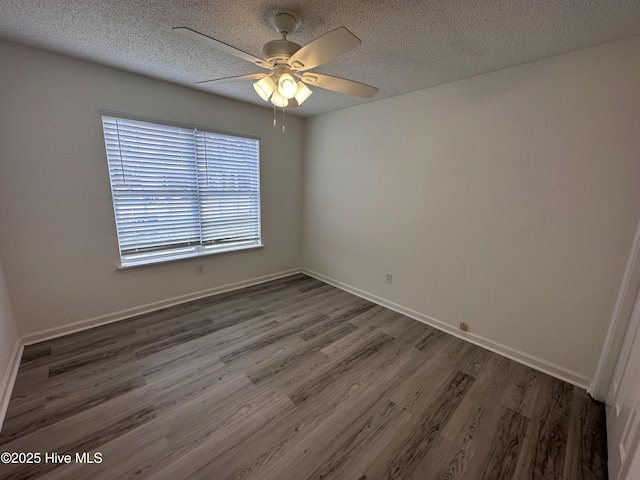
[459,322,469,332]
[196,265,204,275]
[385,272,393,284]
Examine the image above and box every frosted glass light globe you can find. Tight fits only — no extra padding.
[271,89,288,107]
[253,76,275,102]
[277,73,298,99]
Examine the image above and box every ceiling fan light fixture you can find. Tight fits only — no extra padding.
[271,89,288,107]
[253,75,275,102]
[294,81,312,105]
[175,19,379,117]
[277,73,297,99]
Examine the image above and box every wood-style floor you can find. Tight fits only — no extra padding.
[0,274,607,480]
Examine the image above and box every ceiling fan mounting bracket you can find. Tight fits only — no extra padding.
[267,9,302,37]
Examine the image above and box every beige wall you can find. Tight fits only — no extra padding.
[303,36,640,382]
[0,39,304,335]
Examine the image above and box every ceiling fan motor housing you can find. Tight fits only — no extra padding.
[262,39,301,65]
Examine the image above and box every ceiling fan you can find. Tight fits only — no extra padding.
[173,9,378,108]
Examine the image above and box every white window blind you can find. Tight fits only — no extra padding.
[101,114,261,266]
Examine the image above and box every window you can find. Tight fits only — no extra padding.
[100,112,261,268]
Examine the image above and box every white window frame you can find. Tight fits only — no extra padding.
[99,110,262,269]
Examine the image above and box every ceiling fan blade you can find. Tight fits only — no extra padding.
[196,73,266,86]
[298,72,378,98]
[173,27,272,69]
[288,27,361,71]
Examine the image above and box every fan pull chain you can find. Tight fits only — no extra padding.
[273,102,276,127]
[282,106,285,133]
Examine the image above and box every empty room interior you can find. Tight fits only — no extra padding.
[1,1,640,479]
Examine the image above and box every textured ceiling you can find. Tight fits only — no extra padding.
[1,0,639,117]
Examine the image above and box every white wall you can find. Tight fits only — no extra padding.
[0,258,19,401]
[0,39,304,335]
[303,36,640,383]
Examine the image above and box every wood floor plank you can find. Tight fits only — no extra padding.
[46,316,222,377]
[145,359,231,415]
[150,392,295,480]
[0,352,143,444]
[364,371,476,480]
[218,312,327,364]
[238,344,430,480]
[440,354,513,442]
[248,348,332,394]
[500,362,540,419]
[471,407,529,480]
[19,344,51,364]
[287,329,394,405]
[244,321,356,386]
[7,365,50,396]
[264,399,408,480]
[378,314,422,339]
[166,400,308,480]
[413,325,446,352]
[0,401,156,479]
[417,363,513,480]
[37,437,172,480]
[563,386,608,480]
[347,305,403,329]
[0,274,608,480]
[389,335,471,412]
[513,374,574,480]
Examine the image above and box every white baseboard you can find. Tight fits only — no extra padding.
[303,268,591,390]
[0,338,23,431]
[22,268,302,346]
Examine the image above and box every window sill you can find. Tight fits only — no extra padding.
[116,243,264,271]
